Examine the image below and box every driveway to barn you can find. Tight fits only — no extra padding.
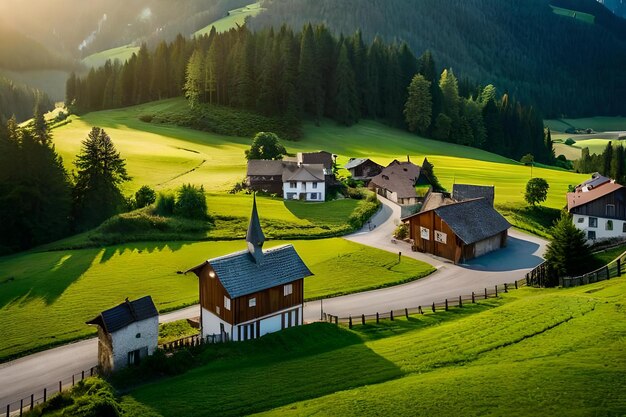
[301,195,548,321]
[0,197,547,409]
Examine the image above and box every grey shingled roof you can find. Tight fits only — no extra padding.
[246,160,286,176]
[299,151,333,170]
[86,296,158,334]
[205,244,313,298]
[433,198,510,245]
[452,184,495,206]
[282,164,325,182]
[344,158,368,170]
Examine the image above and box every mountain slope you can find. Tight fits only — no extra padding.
[250,0,626,117]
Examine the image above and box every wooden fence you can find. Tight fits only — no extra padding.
[3,366,97,417]
[527,250,626,288]
[324,280,526,327]
[159,332,229,352]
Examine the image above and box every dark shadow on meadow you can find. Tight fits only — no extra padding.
[460,236,543,272]
[127,323,403,417]
[98,241,190,265]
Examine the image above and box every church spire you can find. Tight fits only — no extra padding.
[246,193,265,264]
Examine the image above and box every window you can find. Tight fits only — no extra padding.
[216,306,221,315]
[248,297,256,308]
[607,220,614,231]
[312,182,318,189]
[224,296,231,311]
[606,204,616,217]
[290,181,297,188]
[127,347,148,366]
[589,217,598,228]
[577,217,584,223]
[284,284,293,296]
[588,230,596,240]
[623,222,626,233]
[310,193,317,200]
[287,193,296,199]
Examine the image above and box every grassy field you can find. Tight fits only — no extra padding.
[0,238,433,361]
[550,5,595,23]
[118,278,626,416]
[50,98,587,209]
[81,45,140,69]
[546,117,626,133]
[194,2,264,36]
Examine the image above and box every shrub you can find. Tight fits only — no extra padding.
[564,138,576,146]
[155,192,175,216]
[394,223,409,240]
[135,185,157,208]
[348,199,381,229]
[346,187,365,200]
[138,114,154,123]
[174,184,208,220]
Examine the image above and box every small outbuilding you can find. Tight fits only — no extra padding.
[86,296,159,373]
[403,198,510,263]
[186,195,313,342]
[344,158,383,183]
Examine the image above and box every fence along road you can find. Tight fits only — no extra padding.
[0,197,547,409]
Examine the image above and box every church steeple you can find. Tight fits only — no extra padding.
[246,193,265,264]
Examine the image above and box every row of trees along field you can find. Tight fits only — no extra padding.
[0,105,130,254]
[575,141,626,184]
[0,77,54,122]
[67,24,554,163]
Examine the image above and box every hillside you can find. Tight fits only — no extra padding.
[250,0,626,118]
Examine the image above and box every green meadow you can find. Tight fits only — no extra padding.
[194,2,264,37]
[113,278,626,417]
[81,45,141,69]
[550,5,595,23]
[0,239,433,361]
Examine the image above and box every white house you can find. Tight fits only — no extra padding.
[567,174,626,241]
[185,196,313,342]
[86,296,159,373]
[282,164,326,201]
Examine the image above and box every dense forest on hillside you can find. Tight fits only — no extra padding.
[0,25,73,71]
[250,0,626,118]
[0,78,54,122]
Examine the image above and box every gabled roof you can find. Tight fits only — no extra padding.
[282,164,325,182]
[421,192,455,212]
[188,244,313,298]
[370,161,423,198]
[577,173,611,191]
[344,158,382,170]
[86,296,158,334]
[299,151,333,170]
[452,184,495,206]
[405,198,510,245]
[246,160,286,176]
[567,182,624,211]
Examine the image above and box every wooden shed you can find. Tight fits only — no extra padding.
[403,198,510,263]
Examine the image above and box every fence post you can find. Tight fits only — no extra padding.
[82,370,85,380]
[72,375,75,386]
[459,295,462,308]
[19,399,22,417]
[432,302,435,312]
[390,310,394,321]
[376,312,379,324]
[334,315,338,325]
[445,299,448,311]
[59,381,62,392]
[495,285,498,297]
[484,288,488,299]
[6,404,9,417]
[30,394,34,410]
[418,306,423,315]
[362,314,365,325]
[515,280,518,290]
[91,367,94,376]
[472,292,475,303]
[405,308,409,319]
[606,266,610,280]
[349,316,352,329]
[504,283,508,293]
[618,259,622,277]
[44,388,47,402]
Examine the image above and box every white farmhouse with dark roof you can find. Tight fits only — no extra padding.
[282,163,325,201]
[186,195,313,342]
[86,296,159,373]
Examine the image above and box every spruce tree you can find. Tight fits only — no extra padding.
[544,213,591,286]
[602,141,613,177]
[404,74,432,134]
[333,44,359,126]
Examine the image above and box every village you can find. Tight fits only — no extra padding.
[79,149,619,374]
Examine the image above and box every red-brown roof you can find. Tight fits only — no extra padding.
[567,182,623,211]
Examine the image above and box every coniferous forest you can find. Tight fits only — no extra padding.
[67,24,553,164]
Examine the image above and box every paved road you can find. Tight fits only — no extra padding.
[0,305,199,409]
[0,197,546,408]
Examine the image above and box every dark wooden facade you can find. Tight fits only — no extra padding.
[348,160,383,180]
[569,188,626,219]
[197,263,304,325]
[246,175,283,194]
[406,210,507,264]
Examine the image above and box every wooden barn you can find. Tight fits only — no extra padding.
[344,158,383,183]
[403,198,510,263]
[186,195,313,342]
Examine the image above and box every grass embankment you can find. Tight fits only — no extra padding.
[158,320,199,345]
[81,45,140,69]
[105,278,626,416]
[550,5,595,23]
[0,239,433,362]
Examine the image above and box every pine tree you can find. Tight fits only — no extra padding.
[73,127,130,231]
[404,74,432,134]
[333,44,359,126]
[151,42,169,100]
[134,43,152,103]
[544,213,592,286]
[602,141,614,177]
[184,50,204,108]
[31,96,50,145]
[298,24,323,122]
[439,68,460,122]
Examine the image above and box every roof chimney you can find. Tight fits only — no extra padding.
[407,155,411,163]
[246,193,265,265]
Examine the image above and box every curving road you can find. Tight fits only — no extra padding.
[0,196,547,409]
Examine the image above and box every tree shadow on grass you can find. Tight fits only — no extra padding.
[0,248,101,309]
[98,241,190,265]
[127,323,403,417]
